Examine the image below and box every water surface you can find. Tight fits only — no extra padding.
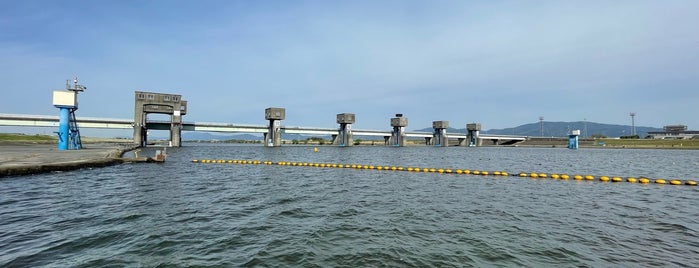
[1,145,698,267]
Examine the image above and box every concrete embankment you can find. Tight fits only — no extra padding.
[0,143,139,177]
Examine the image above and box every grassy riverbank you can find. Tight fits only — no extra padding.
[595,138,699,149]
[0,133,133,144]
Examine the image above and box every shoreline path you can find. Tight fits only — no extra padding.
[0,143,138,177]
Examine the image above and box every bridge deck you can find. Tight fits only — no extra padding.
[0,113,526,140]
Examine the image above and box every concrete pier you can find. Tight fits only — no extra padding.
[264,107,285,147]
[467,123,481,147]
[0,143,138,177]
[334,113,355,147]
[432,121,449,147]
[389,114,408,147]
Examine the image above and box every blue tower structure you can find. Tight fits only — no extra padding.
[568,129,580,149]
[52,77,86,150]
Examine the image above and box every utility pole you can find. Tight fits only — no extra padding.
[630,112,636,136]
[539,116,544,137]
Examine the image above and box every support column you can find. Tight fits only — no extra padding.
[467,123,481,147]
[57,107,70,150]
[170,110,182,147]
[53,88,79,151]
[265,107,285,147]
[432,121,449,147]
[569,130,580,149]
[390,114,408,147]
[335,113,355,147]
[133,97,145,147]
[133,114,146,147]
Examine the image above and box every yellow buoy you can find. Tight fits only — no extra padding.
[463,170,471,174]
[560,174,569,180]
[407,167,414,172]
[574,175,583,180]
[551,174,559,179]
[627,177,637,183]
[655,179,667,184]
[669,180,681,185]
[313,147,318,152]
[473,170,481,175]
[538,173,547,178]
[438,169,444,173]
[612,177,622,182]
[481,171,489,176]
[493,171,501,176]
[429,168,436,173]
[456,169,463,174]
[519,173,527,177]
[639,178,650,184]
[530,173,538,178]
[686,180,697,186]
[584,175,594,181]
[192,159,199,163]
[501,172,509,176]
[600,176,610,182]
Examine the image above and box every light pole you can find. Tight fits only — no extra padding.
[630,112,636,136]
[539,116,544,137]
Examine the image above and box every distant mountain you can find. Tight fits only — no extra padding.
[180,132,343,141]
[181,132,261,141]
[417,121,662,138]
[172,121,662,141]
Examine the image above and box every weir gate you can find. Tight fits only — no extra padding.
[0,90,528,147]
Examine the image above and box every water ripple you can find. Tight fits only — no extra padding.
[1,146,698,267]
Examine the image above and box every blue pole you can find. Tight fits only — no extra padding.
[58,107,70,150]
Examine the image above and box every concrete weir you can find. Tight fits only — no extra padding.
[333,113,355,147]
[389,114,408,147]
[431,121,449,147]
[264,107,285,147]
[133,91,187,147]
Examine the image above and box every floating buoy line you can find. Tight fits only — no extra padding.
[191,159,698,187]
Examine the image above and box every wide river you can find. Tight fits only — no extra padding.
[1,144,698,267]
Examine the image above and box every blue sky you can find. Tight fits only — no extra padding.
[1,0,698,135]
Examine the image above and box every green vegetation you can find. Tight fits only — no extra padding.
[619,135,640,139]
[0,133,56,142]
[597,138,699,149]
[306,137,326,145]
